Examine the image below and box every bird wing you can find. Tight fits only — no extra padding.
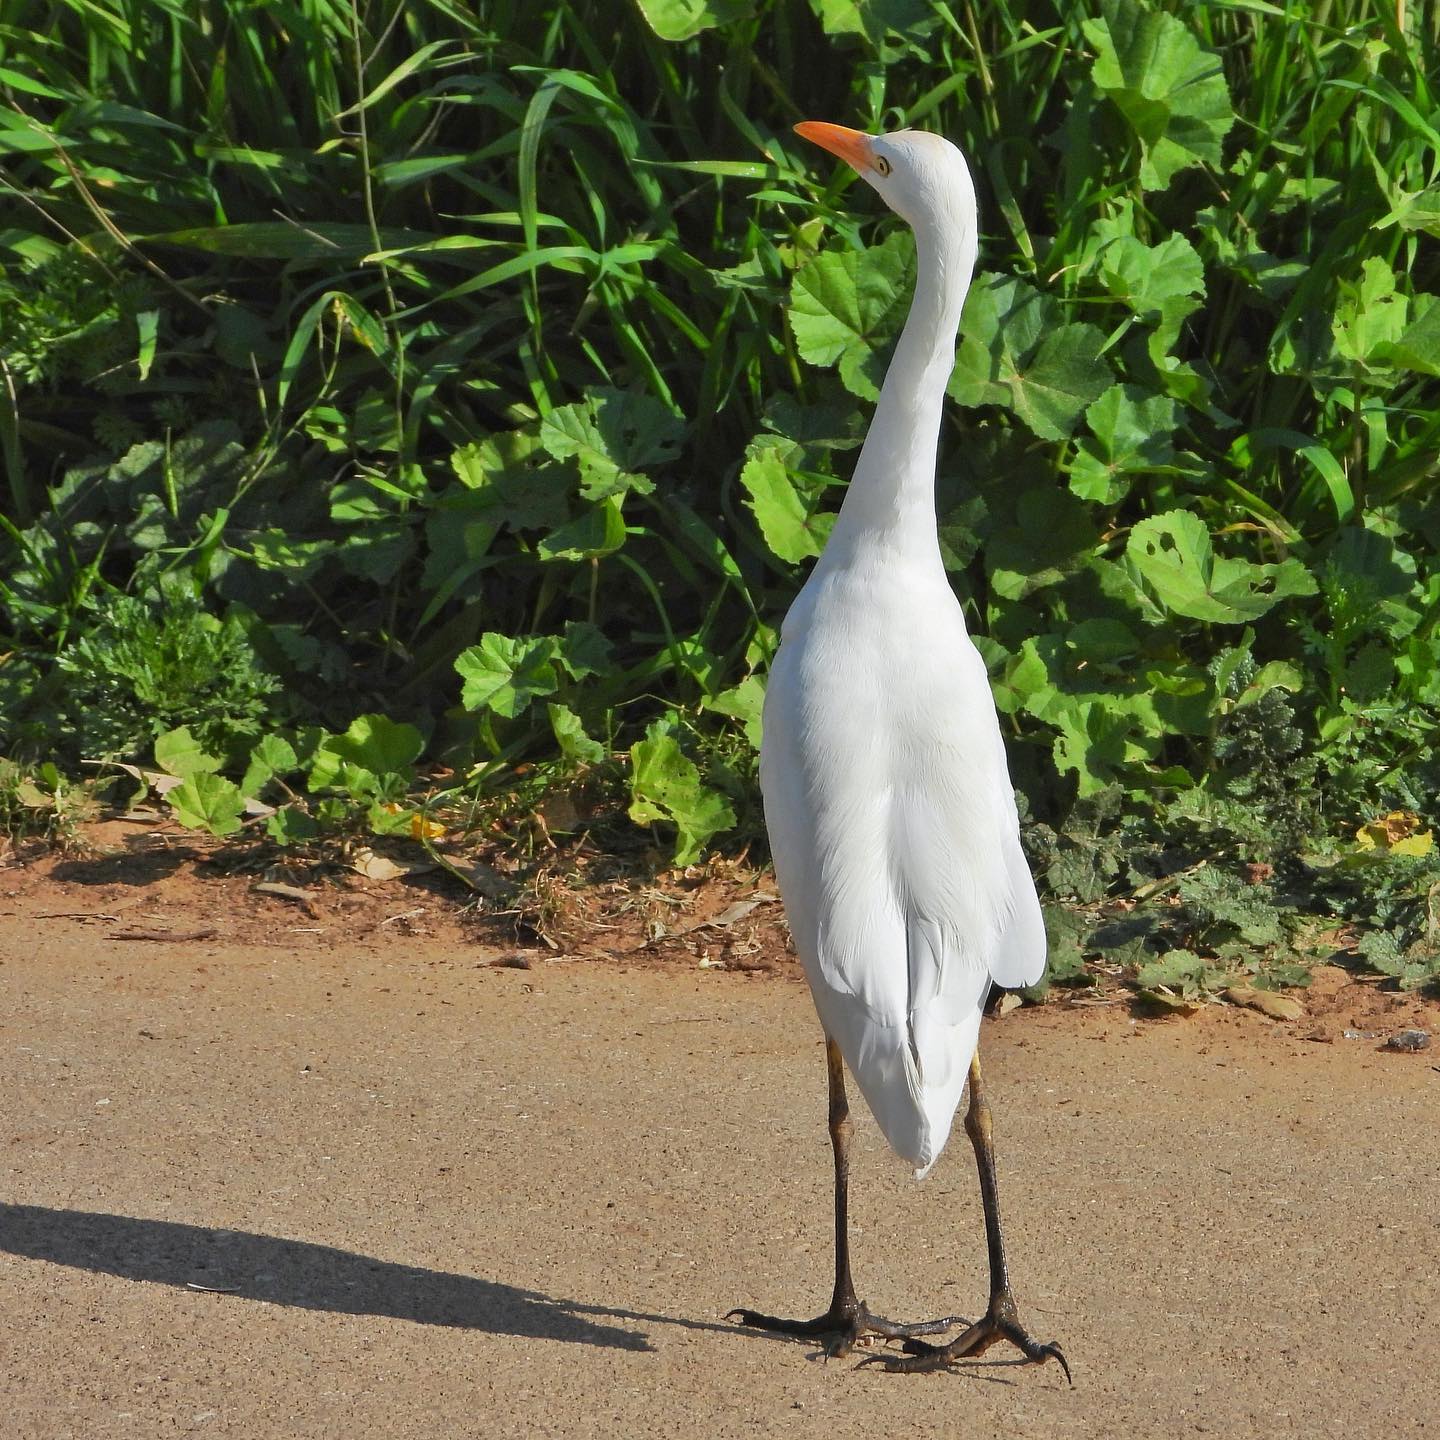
[760,611,1044,1173]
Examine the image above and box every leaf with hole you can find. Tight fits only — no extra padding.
[1127,511,1316,623]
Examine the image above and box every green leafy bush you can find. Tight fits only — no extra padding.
[0,0,1437,976]
[7,582,279,763]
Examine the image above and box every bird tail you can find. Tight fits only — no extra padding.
[816,989,981,1178]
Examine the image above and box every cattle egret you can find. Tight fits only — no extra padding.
[728,121,1070,1379]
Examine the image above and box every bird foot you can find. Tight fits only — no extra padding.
[726,1301,969,1359]
[856,1289,1071,1382]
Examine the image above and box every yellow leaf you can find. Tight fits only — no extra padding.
[1355,810,1431,855]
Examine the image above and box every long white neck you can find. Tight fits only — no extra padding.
[821,217,976,563]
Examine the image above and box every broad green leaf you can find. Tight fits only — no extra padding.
[539,388,681,500]
[788,231,915,401]
[240,734,298,798]
[245,531,333,578]
[309,715,423,790]
[812,0,935,42]
[549,703,606,765]
[633,0,752,41]
[1069,384,1180,503]
[950,274,1110,440]
[1084,0,1234,190]
[1325,527,1417,601]
[1332,259,1408,367]
[168,773,244,837]
[1343,642,1395,704]
[762,395,865,450]
[703,673,766,747]
[1009,324,1113,441]
[1051,697,1153,795]
[333,527,413,585]
[1376,292,1440,376]
[1137,948,1226,999]
[154,726,223,779]
[537,497,627,562]
[739,441,834,563]
[1378,182,1440,238]
[1236,660,1304,708]
[427,433,574,605]
[1097,233,1205,316]
[1127,510,1316,623]
[450,430,544,494]
[561,621,614,679]
[628,721,736,865]
[266,806,320,845]
[986,484,1099,598]
[455,634,561,718]
[212,302,274,370]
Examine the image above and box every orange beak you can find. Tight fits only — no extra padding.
[793,121,876,175]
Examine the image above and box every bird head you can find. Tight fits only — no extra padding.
[793,121,975,238]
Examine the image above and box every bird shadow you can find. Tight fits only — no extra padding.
[0,1203,741,1353]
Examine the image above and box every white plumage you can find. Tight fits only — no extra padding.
[760,125,1045,1178]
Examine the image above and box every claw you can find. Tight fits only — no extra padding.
[1036,1341,1072,1386]
[859,1304,1072,1381]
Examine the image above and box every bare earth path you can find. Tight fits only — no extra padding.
[3,917,1436,1438]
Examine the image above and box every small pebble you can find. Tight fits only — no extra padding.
[1382,1028,1431,1053]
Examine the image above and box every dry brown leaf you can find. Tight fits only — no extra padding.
[350,848,435,882]
[1226,984,1305,1021]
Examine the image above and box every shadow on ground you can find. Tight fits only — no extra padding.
[50,842,197,888]
[0,1203,657,1351]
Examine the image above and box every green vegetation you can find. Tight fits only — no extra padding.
[2,0,1438,992]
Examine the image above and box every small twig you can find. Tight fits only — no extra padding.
[110,926,219,943]
[377,908,426,928]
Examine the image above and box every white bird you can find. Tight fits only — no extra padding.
[728,121,1069,1379]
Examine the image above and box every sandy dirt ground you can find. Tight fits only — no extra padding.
[3,876,1438,1439]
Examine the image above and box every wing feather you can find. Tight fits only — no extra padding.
[760,572,1044,1172]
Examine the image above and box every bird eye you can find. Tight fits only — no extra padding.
[874,156,892,177]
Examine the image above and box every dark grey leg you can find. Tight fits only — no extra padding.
[863,1051,1071,1380]
[728,1038,965,1356]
